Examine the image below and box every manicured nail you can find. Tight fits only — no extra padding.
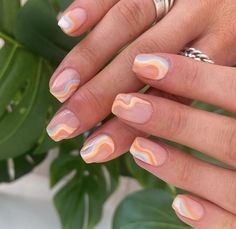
[80,134,115,163]
[46,109,79,142]
[133,54,169,80]
[112,94,153,124]
[172,195,204,221]
[58,8,87,35]
[50,69,80,103]
[130,137,167,166]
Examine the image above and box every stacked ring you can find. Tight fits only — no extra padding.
[153,0,175,22]
[179,48,215,64]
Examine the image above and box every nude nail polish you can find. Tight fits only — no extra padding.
[80,134,115,163]
[58,8,87,35]
[133,54,169,80]
[50,69,80,103]
[130,137,167,166]
[112,94,153,124]
[46,109,80,142]
[172,195,204,221]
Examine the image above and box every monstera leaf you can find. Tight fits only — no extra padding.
[113,189,191,229]
[50,140,119,229]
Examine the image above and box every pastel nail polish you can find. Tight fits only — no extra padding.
[46,109,80,142]
[133,54,169,80]
[50,69,80,103]
[172,195,204,221]
[112,94,153,124]
[130,137,167,166]
[58,8,87,35]
[80,134,115,163]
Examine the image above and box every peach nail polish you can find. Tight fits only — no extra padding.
[80,134,115,163]
[130,137,167,166]
[50,69,80,103]
[172,195,204,221]
[133,54,169,80]
[112,94,153,124]
[46,109,80,142]
[58,8,87,35]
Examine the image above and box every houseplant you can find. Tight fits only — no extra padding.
[1,0,232,228]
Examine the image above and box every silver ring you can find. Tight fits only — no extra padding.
[179,48,215,64]
[153,0,175,22]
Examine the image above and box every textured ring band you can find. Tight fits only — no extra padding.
[179,48,215,64]
[153,0,175,22]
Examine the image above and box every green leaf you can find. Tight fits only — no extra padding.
[0,0,20,36]
[125,154,167,189]
[50,141,119,229]
[58,0,74,10]
[15,0,86,64]
[0,148,47,183]
[113,189,191,229]
[0,32,55,159]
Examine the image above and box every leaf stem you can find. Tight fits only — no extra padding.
[0,31,22,47]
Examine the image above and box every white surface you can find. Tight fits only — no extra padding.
[0,154,140,229]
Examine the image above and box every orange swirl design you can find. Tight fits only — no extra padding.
[80,135,115,163]
[112,94,150,110]
[47,124,76,142]
[130,139,158,166]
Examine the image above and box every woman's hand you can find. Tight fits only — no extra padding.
[104,54,236,228]
[47,0,236,144]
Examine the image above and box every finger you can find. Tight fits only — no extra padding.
[50,0,158,102]
[132,53,236,113]
[172,195,236,229]
[79,117,146,164]
[47,2,203,138]
[130,137,236,214]
[57,0,120,36]
[112,93,236,167]
[79,89,190,163]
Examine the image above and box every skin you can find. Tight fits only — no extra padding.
[111,54,236,228]
[47,1,236,226]
[48,0,236,141]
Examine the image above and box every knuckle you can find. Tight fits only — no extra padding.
[115,0,146,30]
[181,61,200,93]
[74,44,98,67]
[164,106,187,137]
[221,124,236,165]
[177,158,195,186]
[78,85,107,117]
[225,175,236,214]
[94,0,110,12]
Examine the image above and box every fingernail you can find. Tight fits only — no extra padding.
[80,134,115,163]
[133,54,169,80]
[172,195,204,221]
[58,8,87,35]
[112,94,153,124]
[130,137,167,166]
[46,109,80,142]
[50,69,80,103]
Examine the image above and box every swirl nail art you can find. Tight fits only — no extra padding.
[130,138,158,166]
[133,54,169,80]
[80,134,115,163]
[130,138,167,166]
[58,8,87,35]
[46,109,80,142]
[50,69,80,103]
[172,195,204,221]
[112,94,153,124]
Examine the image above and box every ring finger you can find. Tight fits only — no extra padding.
[130,137,236,215]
